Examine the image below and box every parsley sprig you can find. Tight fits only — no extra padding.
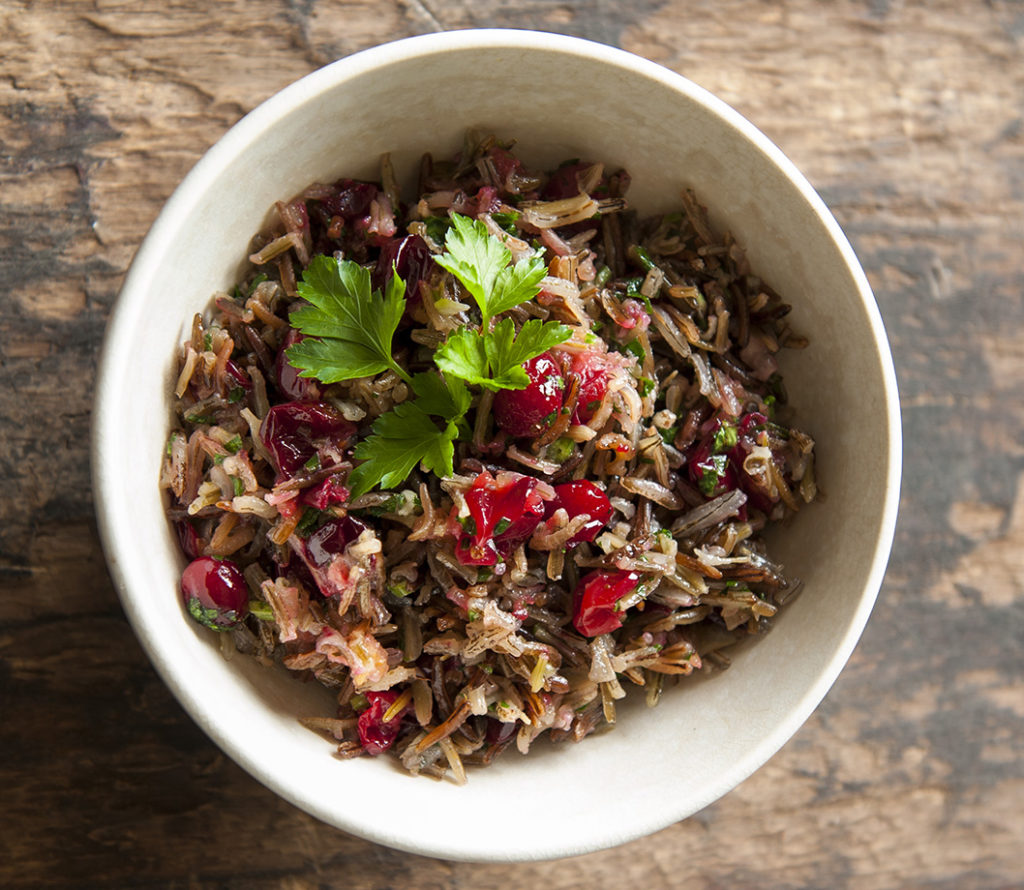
[286,256,411,385]
[286,213,573,498]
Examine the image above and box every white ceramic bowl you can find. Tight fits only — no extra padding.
[93,30,901,861]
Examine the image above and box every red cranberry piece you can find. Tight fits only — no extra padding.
[569,352,611,425]
[304,515,367,568]
[276,330,320,401]
[356,690,411,756]
[493,353,565,438]
[260,401,355,478]
[299,475,350,510]
[546,481,612,546]
[485,718,518,746]
[181,557,249,630]
[224,360,252,390]
[572,569,640,637]
[175,520,203,559]
[452,471,548,566]
[321,179,377,220]
[373,234,432,306]
[541,161,593,200]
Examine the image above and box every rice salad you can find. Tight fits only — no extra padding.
[161,133,818,782]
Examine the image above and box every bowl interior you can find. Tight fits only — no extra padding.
[94,31,900,861]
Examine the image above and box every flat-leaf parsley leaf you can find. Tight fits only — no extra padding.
[286,254,411,384]
[433,214,547,329]
[347,402,458,499]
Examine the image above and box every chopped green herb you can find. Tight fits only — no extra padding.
[296,508,322,537]
[467,609,482,621]
[303,453,321,471]
[232,477,245,497]
[387,582,412,598]
[349,693,369,712]
[623,338,646,363]
[712,422,738,452]
[248,599,274,621]
[227,386,245,404]
[545,436,575,464]
[214,453,226,466]
[638,377,656,398]
[224,434,243,453]
[493,517,511,535]
[594,265,611,288]
[698,454,729,496]
[247,272,269,295]
[659,425,678,445]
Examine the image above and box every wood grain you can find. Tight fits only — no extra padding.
[2,1,1021,887]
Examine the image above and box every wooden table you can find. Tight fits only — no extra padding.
[3,2,1022,887]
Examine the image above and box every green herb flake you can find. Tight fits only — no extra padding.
[303,453,321,472]
[224,435,243,454]
[227,386,245,404]
[232,477,245,497]
[712,422,738,452]
[493,517,511,535]
[638,377,656,398]
[296,508,322,538]
[248,600,274,621]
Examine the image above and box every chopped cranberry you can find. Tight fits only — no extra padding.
[320,179,378,220]
[452,470,549,566]
[572,569,640,637]
[259,401,355,478]
[276,329,320,401]
[175,520,203,560]
[615,299,651,339]
[489,147,525,190]
[485,718,518,746]
[541,161,592,200]
[568,352,610,426]
[304,515,367,568]
[545,481,612,546]
[493,353,565,438]
[373,234,433,306]
[224,360,253,390]
[687,412,774,510]
[181,556,249,630]
[356,690,411,756]
[299,475,350,510]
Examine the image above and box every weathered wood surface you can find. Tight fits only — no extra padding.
[1,1,1021,887]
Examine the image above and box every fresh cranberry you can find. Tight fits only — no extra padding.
[181,557,249,630]
[373,234,432,306]
[304,515,367,568]
[572,569,640,637]
[493,353,565,438]
[541,161,592,200]
[299,475,349,510]
[489,147,525,189]
[260,401,355,478]
[568,352,611,425]
[321,179,378,220]
[452,471,549,566]
[356,690,411,756]
[224,360,252,390]
[485,718,518,746]
[276,330,320,401]
[687,412,773,509]
[175,520,203,559]
[545,481,612,546]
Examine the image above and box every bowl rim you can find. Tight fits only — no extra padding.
[92,27,902,861]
